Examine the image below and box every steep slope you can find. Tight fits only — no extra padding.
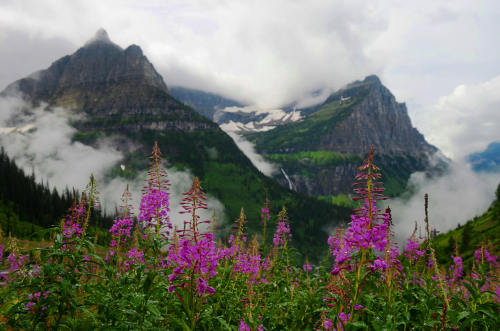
[248,75,440,196]
[0,29,351,259]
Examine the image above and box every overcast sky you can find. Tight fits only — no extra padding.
[1,0,499,158]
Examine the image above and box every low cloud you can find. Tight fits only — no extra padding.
[225,131,278,177]
[390,158,500,244]
[100,168,224,234]
[0,96,225,231]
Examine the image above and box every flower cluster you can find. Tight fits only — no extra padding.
[25,291,50,313]
[167,233,219,295]
[272,221,291,247]
[404,238,425,263]
[138,189,171,234]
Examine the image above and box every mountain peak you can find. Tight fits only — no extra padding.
[94,28,110,42]
[84,28,120,49]
[363,74,381,84]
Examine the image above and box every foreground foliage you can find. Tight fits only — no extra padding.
[0,144,498,330]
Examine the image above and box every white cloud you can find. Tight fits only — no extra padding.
[1,0,498,112]
[225,131,278,177]
[0,96,226,229]
[412,75,500,158]
[390,158,500,244]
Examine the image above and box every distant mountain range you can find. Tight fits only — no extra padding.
[0,29,351,259]
[469,142,500,173]
[165,76,443,198]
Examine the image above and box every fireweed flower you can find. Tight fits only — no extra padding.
[166,233,219,295]
[404,238,425,263]
[330,200,390,273]
[273,221,291,247]
[234,253,271,284]
[61,197,87,250]
[110,218,135,239]
[323,317,333,330]
[179,177,209,242]
[449,255,463,281]
[303,264,313,271]
[138,189,171,235]
[123,247,145,271]
[140,141,171,238]
[7,253,29,272]
[109,217,135,249]
[239,320,250,331]
[474,248,499,267]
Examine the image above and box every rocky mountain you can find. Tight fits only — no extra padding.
[0,29,351,259]
[469,142,500,173]
[247,75,441,197]
[2,29,213,132]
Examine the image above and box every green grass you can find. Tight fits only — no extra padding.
[266,151,360,167]
[317,193,358,209]
[246,97,364,153]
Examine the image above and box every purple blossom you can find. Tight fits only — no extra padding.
[371,256,387,272]
[123,248,145,271]
[138,189,171,235]
[166,233,220,295]
[338,311,350,324]
[234,253,270,284]
[474,248,499,267]
[7,253,29,272]
[110,218,134,239]
[196,277,215,295]
[449,255,463,281]
[273,221,291,247]
[261,207,270,221]
[330,200,390,275]
[404,238,425,263]
[303,264,312,272]
[239,320,251,331]
[323,318,333,330]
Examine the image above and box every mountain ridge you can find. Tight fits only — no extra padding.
[0,29,351,260]
[247,75,441,196]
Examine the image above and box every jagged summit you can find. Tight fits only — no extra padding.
[248,75,439,196]
[2,30,171,105]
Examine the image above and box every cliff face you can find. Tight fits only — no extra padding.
[3,29,213,132]
[317,76,435,157]
[249,75,440,196]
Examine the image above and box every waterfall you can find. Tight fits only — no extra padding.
[280,168,294,191]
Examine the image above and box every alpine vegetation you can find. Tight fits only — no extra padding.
[0,144,498,330]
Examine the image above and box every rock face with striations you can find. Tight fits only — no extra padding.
[317,76,434,157]
[2,29,214,133]
[248,75,440,196]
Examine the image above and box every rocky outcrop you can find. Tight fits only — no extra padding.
[1,29,215,133]
[251,75,441,196]
[317,76,435,157]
